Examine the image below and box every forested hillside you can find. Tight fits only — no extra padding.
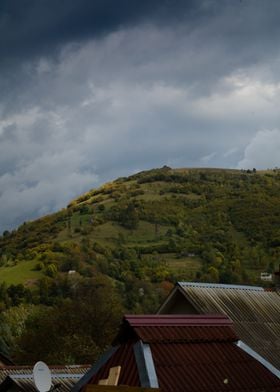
[0,166,280,363]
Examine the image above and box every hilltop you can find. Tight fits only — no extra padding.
[1,166,280,291]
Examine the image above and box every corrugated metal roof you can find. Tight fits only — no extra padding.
[0,365,90,382]
[175,282,280,370]
[125,314,233,326]
[0,353,14,367]
[85,388,159,391]
[79,315,280,392]
[4,375,82,392]
[113,315,236,346]
[151,342,280,392]
[133,325,237,343]
[237,340,280,379]
[178,282,264,291]
[0,365,90,392]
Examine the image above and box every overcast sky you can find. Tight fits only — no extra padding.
[1,0,280,232]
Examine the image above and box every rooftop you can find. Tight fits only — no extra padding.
[0,365,90,392]
[158,281,280,370]
[73,315,280,392]
[124,314,233,326]
[178,281,264,291]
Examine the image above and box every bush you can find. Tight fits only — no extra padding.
[45,264,58,278]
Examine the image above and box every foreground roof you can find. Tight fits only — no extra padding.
[158,282,280,370]
[114,314,237,345]
[0,354,14,367]
[73,315,280,392]
[0,365,90,391]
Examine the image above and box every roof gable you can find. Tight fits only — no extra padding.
[158,281,280,370]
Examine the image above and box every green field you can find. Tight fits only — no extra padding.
[0,260,43,285]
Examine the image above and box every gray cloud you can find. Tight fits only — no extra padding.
[237,129,280,170]
[1,0,280,232]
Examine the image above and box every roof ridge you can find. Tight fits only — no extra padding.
[0,365,90,370]
[178,282,264,291]
[124,314,233,326]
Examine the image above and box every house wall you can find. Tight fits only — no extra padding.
[159,289,198,314]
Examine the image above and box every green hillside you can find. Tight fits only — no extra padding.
[1,166,280,290]
[1,166,280,363]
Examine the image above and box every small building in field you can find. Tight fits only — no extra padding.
[72,314,280,392]
[157,282,280,370]
[260,272,273,281]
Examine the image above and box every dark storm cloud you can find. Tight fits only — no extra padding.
[0,0,196,63]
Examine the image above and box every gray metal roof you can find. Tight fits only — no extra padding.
[178,281,264,291]
[176,282,280,370]
[0,365,90,391]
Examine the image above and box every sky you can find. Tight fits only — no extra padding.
[1,0,280,232]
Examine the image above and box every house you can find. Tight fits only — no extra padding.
[157,281,280,370]
[260,272,273,281]
[0,365,90,391]
[72,314,280,392]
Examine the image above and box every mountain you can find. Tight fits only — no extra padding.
[1,166,280,291]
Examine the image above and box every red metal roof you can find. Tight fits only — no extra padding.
[151,342,280,391]
[118,314,237,344]
[80,315,280,392]
[82,340,280,392]
[133,325,237,343]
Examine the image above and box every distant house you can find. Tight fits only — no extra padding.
[157,282,280,370]
[260,272,273,281]
[0,365,90,391]
[72,314,280,392]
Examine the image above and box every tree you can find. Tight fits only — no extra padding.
[7,284,29,307]
[207,266,219,283]
[14,276,124,364]
[0,311,13,355]
[45,263,58,278]
[120,203,139,230]
[0,304,35,357]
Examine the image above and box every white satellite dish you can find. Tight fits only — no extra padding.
[33,361,52,392]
